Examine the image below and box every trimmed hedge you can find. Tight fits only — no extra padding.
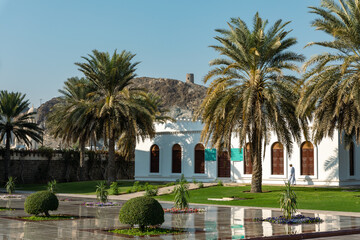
[119,196,164,231]
[24,191,59,217]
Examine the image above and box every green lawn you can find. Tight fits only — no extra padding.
[17,180,166,195]
[156,185,360,212]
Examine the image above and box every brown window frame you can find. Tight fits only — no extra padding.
[150,144,159,173]
[194,143,205,174]
[300,141,314,176]
[271,142,284,175]
[172,144,182,173]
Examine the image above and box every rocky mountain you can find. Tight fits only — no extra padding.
[132,77,207,119]
[37,97,61,125]
[36,77,207,148]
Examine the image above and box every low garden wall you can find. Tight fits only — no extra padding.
[0,149,134,183]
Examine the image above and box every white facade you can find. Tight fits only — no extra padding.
[0,106,40,150]
[135,120,360,186]
[13,106,40,150]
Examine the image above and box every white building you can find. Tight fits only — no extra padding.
[135,119,360,186]
[7,106,40,150]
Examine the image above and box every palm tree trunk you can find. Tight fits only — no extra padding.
[250,139,262,193]
[4,130,11,181]
[107,129,116,183]
[79,141,85,167]
[250,120,263,193]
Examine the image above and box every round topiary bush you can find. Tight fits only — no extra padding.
[119,196,164,231]
[24,191,59,217]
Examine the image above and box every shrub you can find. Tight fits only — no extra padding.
[119,196,164,231]
[138,183,146,191]
[144,183,158,196]
[197,182,204,188]
[96,181,108,203]
[37,146,54,160]
[132,181,141,192]
[24,191,59,217]
[5,177,16,194]
[110,182,119,195]
[280,181,297,219]
[47,180,57,193]
[192,178,197,184]
[217,180,223,186]
[173,177,189,209]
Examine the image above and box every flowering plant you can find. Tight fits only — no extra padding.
[163,207,205,213]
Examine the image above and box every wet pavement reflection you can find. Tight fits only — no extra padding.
[0,197,360,239]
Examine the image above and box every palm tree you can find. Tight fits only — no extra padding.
[47,77,97,167]
[76,50,157,182]
[0,91,43,180]
[116,92,173,161]
[299,0,360,146]
[196,14,306,192]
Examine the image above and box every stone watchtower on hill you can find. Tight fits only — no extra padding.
[186,73,194,84]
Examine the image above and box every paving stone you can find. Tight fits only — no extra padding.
[0,191,358,239]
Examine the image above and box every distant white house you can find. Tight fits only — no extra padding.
[135,119,360,186]
[0,106,40,150]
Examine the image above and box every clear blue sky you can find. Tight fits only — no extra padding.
[0,0,328,107]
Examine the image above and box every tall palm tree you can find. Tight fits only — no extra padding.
[299,0,360,146]
[196,14,306,192]
[0,91,43,180]
[47,77,97,167]
[76,50,157,182]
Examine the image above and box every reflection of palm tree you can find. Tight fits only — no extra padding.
[0,91,43,180]
[285,225,297,235]
[23,222,33,239]
[196,13,306,192]
[244,209,263,238]
[6,199,12,209]
[299,0,360,146]
[172,213,189,229]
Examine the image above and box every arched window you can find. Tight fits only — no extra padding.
[150,145,159,173]
[350,142,355,176]
[301,141,314,175]
[244,143,252,174]
[271,142,284,175]
[172,144,182,173]
[194,144,205,174]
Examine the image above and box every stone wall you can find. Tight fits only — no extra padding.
[0,150,134,184]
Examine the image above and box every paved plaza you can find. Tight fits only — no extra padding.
[0,193,360,239]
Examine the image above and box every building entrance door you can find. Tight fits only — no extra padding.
[218,151,230,178]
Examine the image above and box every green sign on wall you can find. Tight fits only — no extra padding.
[205,149,217,161]
[231,148,243,161]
